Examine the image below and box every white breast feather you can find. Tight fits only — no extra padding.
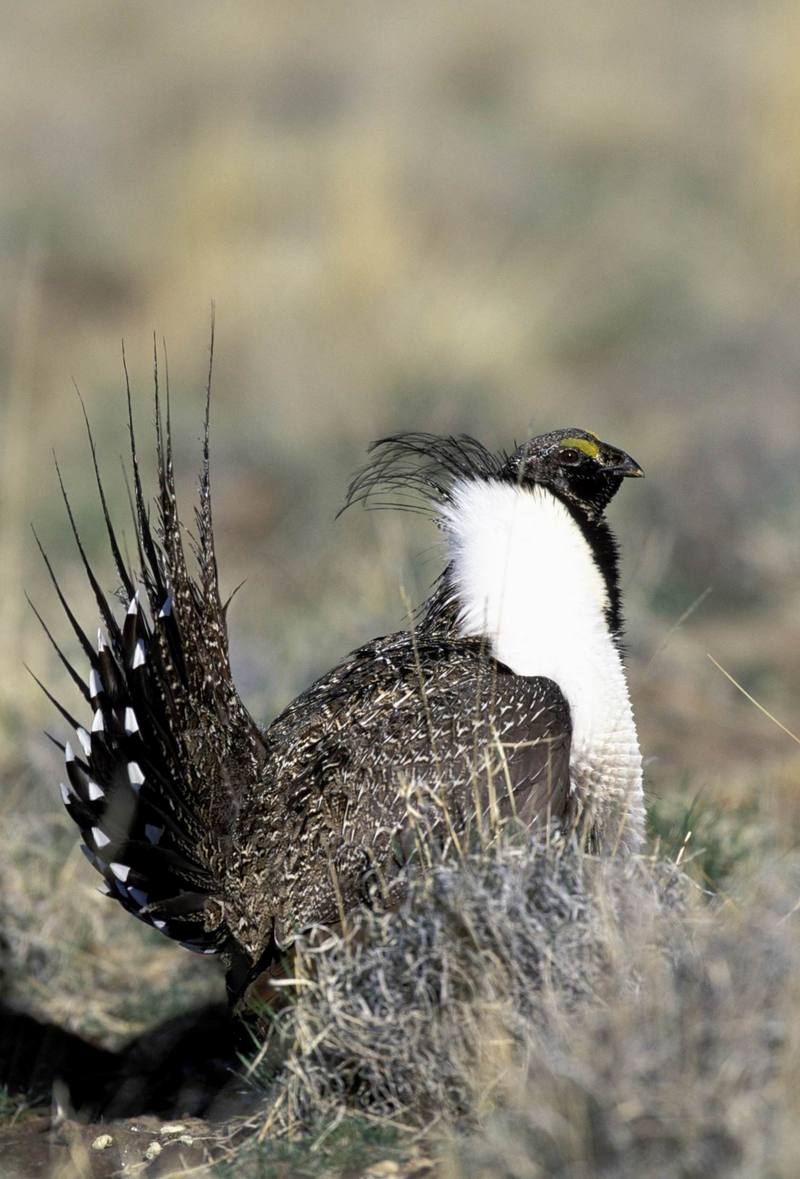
[440,479,644,851]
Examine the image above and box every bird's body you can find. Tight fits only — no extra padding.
[36,370,644,1002]
[229,631,571,971]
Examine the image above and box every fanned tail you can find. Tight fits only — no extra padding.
[32,335,267,959]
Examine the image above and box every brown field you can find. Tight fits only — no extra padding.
[1,2,799,1174]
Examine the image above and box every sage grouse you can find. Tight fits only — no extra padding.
[36,374,645,1001]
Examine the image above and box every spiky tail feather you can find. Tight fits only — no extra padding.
[31,333,267,960]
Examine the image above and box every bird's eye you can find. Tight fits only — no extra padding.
[560,447,584,466]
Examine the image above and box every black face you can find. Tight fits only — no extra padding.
[503,427,644,518]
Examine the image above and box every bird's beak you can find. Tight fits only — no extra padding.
[603,448,645,478]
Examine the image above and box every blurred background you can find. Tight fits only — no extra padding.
[0,0,798,1040]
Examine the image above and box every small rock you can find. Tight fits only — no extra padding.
[177,1135,194,1146]
[91,1134,114,1151]
[144,1141,162,1161]
[159,1122,186,1136]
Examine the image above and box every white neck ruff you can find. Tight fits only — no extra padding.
[441,479,644,851]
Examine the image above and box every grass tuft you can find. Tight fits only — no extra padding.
[246,831,693,1139]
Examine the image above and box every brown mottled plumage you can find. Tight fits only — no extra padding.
[34,343,643,1003]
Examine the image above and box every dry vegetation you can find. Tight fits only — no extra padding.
[238,832,800,1179]
[1,1,800,1174]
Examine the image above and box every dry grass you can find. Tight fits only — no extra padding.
[221,824,800,1178]
[447,856,800,1178]
[249,833,692,1136]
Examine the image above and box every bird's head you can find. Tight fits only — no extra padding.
[342,426,643,523]
[341,425,644,638]
[503,427,644,519]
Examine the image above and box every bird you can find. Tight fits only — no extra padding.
[33,355,645,1005]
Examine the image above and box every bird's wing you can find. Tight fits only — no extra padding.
[245,633,572,948]
[31,342,267,960]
